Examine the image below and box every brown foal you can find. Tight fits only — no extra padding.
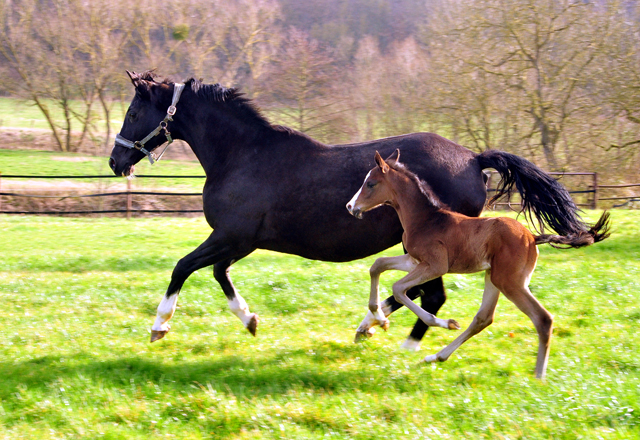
[346,150,610,379]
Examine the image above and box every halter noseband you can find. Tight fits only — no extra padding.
[114,83,185,164]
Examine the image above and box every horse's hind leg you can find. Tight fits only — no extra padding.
[214,252,258,336]
[402,278,447,351]
[424,271,500,363]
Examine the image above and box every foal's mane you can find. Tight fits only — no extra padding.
[389,161,450,210]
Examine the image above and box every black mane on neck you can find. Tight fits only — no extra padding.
[185,78,285,132]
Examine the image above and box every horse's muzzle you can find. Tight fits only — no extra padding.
[109,156,135,177]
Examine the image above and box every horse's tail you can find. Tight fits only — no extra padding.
[476,149,601,237]
[534,211,611,249]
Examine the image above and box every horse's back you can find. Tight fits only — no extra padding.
[332,132,485,216]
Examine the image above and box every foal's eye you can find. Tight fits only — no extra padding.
[367,181,377,189]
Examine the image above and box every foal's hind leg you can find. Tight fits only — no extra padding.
[424,271,500,363]
[499,282,553,379]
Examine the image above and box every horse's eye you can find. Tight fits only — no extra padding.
[128,111,137,121]
[367,181,377,189]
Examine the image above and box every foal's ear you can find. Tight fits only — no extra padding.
[385,149,400,164]
[374,151,389,174]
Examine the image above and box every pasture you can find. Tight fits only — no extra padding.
[0,211,639,439]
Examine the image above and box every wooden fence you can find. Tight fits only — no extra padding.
[0,171,638,217]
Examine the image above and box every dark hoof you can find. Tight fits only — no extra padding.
[150,330,168,342]
[247,314,259,336]
[354,328,375,343]
[448,319,461,330]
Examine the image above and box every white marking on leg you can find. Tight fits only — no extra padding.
[400,336,421,351]
[423,354,439,363]
[152,293,178,331]
[356,311,377,334]
[228,293,255,328]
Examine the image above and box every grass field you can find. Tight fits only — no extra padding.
[0,149,205,192]
[0,211,639,439]
[0,97,127,133]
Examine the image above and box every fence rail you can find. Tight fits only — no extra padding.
[1,171,639,217]
[0,173,206,218]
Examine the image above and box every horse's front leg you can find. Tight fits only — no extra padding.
[355,254,418,341]
[213,253,258,336]
[151,231,251,342]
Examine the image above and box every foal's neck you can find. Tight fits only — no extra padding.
[388,172,445,229]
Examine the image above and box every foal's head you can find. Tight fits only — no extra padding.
[346,150,400,219]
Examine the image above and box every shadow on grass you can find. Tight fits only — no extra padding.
[0,345,410,401]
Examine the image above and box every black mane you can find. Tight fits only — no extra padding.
[184,78,276,131]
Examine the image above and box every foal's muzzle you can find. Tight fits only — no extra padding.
[346,203,363,219]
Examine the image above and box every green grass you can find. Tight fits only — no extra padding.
[0,149,205,191]
[0,211,639,438]
[0,97,127,132]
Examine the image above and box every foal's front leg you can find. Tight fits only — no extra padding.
[392,263,460,331]
[355,254,418,340]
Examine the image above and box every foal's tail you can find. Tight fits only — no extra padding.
[476,150,606,239]
[534,211,611,249]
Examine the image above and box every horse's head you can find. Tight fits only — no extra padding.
[109,71,181,176]
[346,149,400,219]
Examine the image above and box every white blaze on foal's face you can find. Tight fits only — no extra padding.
[347,170,372,212]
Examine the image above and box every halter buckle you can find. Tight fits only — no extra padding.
[167,105,177,116]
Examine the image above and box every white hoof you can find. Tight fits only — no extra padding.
[423,354,439,363]
[400,337,421,352]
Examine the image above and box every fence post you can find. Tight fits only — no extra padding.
[592,172,598,210]
[0,171,3,213]
[126,179,132,220]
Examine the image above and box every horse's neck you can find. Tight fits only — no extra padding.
[175,95,321,176]
[176,106,263,176]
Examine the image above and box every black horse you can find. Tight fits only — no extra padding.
[109,71,597,348]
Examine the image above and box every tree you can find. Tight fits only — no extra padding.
[424,0,617,170]
[261,28,350,142]
[0,0,133,153]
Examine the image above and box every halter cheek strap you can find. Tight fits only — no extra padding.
[115,83,185,164]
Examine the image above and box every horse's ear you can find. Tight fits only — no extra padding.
[126,70,141,86]
[374,151,389,174]
[386,149,400,164]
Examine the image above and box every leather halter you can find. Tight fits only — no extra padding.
[114,83,185,164]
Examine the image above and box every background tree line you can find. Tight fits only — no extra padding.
[1,0,640,181]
